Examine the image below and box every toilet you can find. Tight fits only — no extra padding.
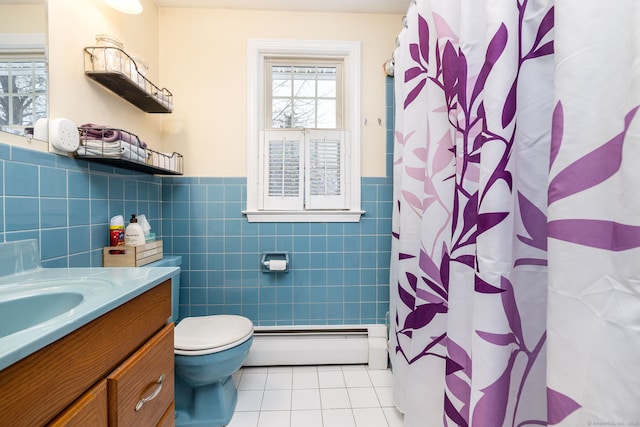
[173,315,253,427]
[147,256,254,427]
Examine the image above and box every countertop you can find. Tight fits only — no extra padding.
[0,266,178,371]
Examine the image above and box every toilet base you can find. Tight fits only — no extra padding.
[175,374,237,427]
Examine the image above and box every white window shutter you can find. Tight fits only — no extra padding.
[305,129,348,210]
[260,130,304,210]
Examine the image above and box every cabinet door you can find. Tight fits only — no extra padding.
[107,323,174,427]
[157,401,175,427]
[48,380,108,427]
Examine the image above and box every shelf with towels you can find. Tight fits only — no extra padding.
[74,125,183,175]
[83,46,173,113]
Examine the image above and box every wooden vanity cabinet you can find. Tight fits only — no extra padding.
[0,280,174,427]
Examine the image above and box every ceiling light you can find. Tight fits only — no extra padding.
[105,0,143,14]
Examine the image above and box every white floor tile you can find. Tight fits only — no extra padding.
[343,370,373,387]
[293,371,319,389]
[375,387,395,407]
[320,388,351,409]
[317,364,342,372]
[261,389,292,411]
[236,390,264,411]
[291,388,321,410]
[229,366,395,427]
[353,407,389,427]
[257,410,291,427]
[265,371,293,389]
[243,366,269,374]
[318,370,346,388]
[227,411,260,427]
[383,407,404,427]
[368,369,393,387]
[291,410,323,427]
[238,372,268,390]
[268,366,294,373]
[348,387,380,408]
[233,371,243,387]
[322,409,356,427]
[292,365,318,372]
[342,364,367,372]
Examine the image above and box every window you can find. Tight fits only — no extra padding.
[0,34,48,135]
[246,40,363,222]
[268,60,342,129]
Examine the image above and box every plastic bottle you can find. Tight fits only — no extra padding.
[124,214,146,246]
[109,215,125,247]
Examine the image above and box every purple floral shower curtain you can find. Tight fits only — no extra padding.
[390,1,640,426]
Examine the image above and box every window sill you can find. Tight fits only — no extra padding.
[243,210,365,223]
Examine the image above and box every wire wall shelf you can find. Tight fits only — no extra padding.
[84,46,173,113]
[75,125,183,175]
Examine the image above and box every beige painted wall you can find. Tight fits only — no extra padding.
[158,9,401,177]
[0,4,46,33]
[47,0,162,146]
[2,2,402,178]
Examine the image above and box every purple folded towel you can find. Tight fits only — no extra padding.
[79,123,147,148]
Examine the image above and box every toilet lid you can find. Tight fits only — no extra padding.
[174,315,254,354]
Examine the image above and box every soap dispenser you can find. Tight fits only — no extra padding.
[124,214,146,246]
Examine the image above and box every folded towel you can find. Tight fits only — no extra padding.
[79,124,147,148]
[77,140,148,163]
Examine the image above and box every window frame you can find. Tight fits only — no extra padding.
[245,39,363,223]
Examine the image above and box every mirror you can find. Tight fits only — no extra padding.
[0,0,47,138]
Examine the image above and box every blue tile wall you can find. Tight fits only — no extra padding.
[386,76,395,178]
[162,176,392,327]
[0,142,163,267]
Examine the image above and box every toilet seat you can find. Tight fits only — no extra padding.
[174,315,254,356]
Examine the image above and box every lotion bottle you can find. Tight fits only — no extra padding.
[124,214,146,246]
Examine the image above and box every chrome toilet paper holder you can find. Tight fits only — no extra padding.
[261,252,289,273]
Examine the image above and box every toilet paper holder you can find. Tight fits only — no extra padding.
[261,252,289,273]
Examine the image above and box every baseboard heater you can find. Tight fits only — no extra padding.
[244,324,388,369]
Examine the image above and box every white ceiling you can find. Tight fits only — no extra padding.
[153,0,411,15]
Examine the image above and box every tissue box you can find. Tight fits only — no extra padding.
[103,240,163,267]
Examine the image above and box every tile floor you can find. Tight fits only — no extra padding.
[227,364,404,427]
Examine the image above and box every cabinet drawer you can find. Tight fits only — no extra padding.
[107,324,174,427]
[48,380,108,427]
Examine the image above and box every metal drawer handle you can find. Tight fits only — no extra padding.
[135,374,165,412]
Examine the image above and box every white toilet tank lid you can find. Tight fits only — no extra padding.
[174,315,254,353]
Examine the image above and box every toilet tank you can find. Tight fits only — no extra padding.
[146,256,182,322]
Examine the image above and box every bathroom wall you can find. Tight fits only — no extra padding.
[0,4,46,33]
[162,176,391,326]
[0,132,392,326]
[0,140,162,268]
[0,133,392,327]
[158,8,401,177]
[153,9,401,325]
[0,3,401,328]
[47,0,162,145]
[0,77,395,325]
[161,78,395,326]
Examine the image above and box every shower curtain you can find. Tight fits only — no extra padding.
[390,1,640,426]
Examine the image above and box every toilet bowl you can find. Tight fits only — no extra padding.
[174,315,254,427]
[145,257,254,427]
